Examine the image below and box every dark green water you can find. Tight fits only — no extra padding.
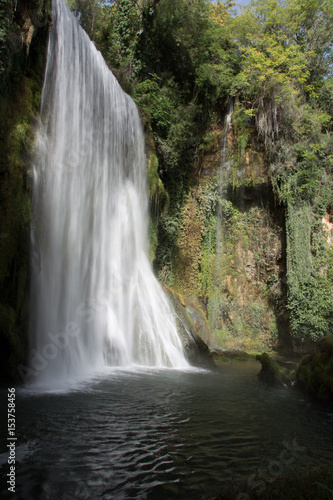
[1,360,332,499]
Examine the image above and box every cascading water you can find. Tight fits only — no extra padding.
[216,98,234,260]
[207,99,234,344]
[30,0,188,384]
[220,99,234,174]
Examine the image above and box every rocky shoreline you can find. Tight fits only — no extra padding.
[210,336,333,408]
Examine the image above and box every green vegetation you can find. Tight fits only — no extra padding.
[236,0,333,344]
[1,0,332,374]
[64,0,333,349]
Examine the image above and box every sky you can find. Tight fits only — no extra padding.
[234,0,251,12]
[234,0,252,16]
[211,0,252,15]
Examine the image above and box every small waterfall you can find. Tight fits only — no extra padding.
[208,99,234,344]
[30,0,188,384]
[220,99,234,176]
[216,98,234,259]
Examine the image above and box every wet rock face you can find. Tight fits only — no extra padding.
[296,335,333,406]
[0,1,50,383]
[163,285,215,368]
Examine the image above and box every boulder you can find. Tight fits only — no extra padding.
[256,353,292,387]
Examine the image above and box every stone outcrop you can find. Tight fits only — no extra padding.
[163,285,214,368]
[256,353,292,387]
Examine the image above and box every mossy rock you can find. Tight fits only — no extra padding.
[296,335,333,406]
[256,353,292,387]
[298,353,312,367]
[163,285,214,368]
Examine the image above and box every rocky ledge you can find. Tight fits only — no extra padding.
[163,285,215,368]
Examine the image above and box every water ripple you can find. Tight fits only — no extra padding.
[1,363,333,499]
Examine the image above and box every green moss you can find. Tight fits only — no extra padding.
[163,284,214,367]
[148,153,168,210]
[256,353,292,386]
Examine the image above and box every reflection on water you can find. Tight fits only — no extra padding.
[1,361,332,499]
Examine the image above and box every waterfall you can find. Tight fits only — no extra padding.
[208,99,234,345]
[30,0,188,384]
[220,98,234,174]
[216,98,234,260]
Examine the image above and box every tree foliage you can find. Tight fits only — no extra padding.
[233,0,333,342]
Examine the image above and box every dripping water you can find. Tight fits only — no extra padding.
[208,98,234,345]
